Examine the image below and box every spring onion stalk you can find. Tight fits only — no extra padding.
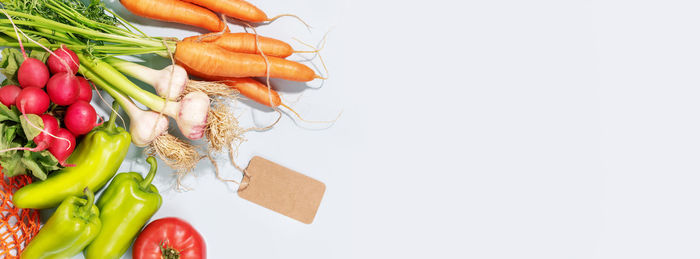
[0,11,160,47]
[0,5,176,57]
[105,57,188,101]
[78,54,210,140]
[79,66,169,147]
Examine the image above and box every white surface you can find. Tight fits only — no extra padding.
[56,0,700,258]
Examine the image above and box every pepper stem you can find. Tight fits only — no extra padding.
[105,101,119,131]
[82,187,94,217]
[140,156,158,190]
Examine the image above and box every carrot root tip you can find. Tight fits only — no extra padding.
[280,103,341,124]
[265,14,312,31]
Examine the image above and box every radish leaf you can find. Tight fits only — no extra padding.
[0,123,23,177]
[22,150,60,180]
[19,114,43,141]
[28,39,52,63]
[0,48,23,86]
[0,103,19,122]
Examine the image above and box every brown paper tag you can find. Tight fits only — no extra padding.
[238,156,326,224]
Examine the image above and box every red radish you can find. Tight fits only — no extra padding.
[76,77,92,102]
[32,114,59,151]
[48,128,76,165]
[0,85,21,106]
[0,113,67,154]
[16,87,50,114]
[46,72,79,105]
[47,46,79,74]
[17,58,50,88]
[64,101,97,136]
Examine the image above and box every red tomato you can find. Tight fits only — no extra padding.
[133,217,206,259]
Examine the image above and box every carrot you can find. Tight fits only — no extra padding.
[120,0,226,32]
[215,78,281,107]
[183,32,294,58]
[179,61,281,107]
[179,0,268,23]
[182,60,336,125]
[174,40,319,82]
[221,78,281,107]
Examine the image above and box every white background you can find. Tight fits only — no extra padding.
[53,0,700,258]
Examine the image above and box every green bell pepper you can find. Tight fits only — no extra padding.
[13,102,131,209]
[84,156,163,259]
[21,188,101,259]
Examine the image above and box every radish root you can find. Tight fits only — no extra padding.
[1,9,76,72]
[2,9,27,58]
[92,82,126,128]
[20,104,72,150]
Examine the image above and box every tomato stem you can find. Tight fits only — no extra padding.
[160,242,181,259]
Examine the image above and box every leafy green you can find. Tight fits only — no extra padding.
[28,38,51,62]
[0,102,19,122]
[0,123,24,177]
[19,113,43,141]
[1,156,25,177]
[0,45,52,85]
[0,46,63,179]
[2,0,122,45]
[0,116,61,179]
[0,48,23,85]
[82,0,120,25]
[21,149,59,180]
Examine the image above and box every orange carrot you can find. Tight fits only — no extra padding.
[215,78,280,107]
[220,78,281,107]
[120,0,226,32]
[175,41,318,82]
[180,0,268,22]
[183,33,294,58]
[179,61,281,107]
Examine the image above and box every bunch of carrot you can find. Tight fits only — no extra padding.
[0,0,329,175]
[119,0,323,109]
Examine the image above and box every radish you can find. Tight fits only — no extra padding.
[76,77,92,102]
[46,72,79,105]
[47,46,79,75]
[0,113,70,155]
[48,128,76,166]
[0,85,21,106]
[17,58,50,88]
[16,87,50,114]
[32,114,59,151]
[64,101,98,136]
